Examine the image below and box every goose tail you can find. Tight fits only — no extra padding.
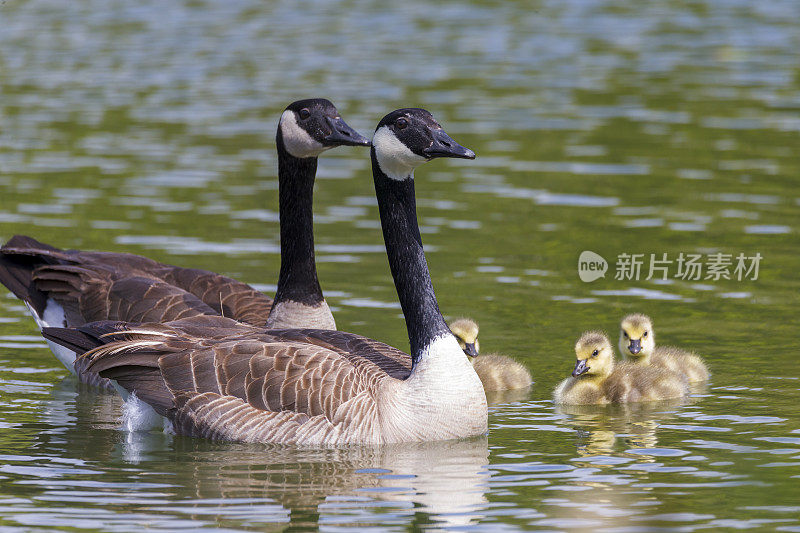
[42,322,187,414]
[0,235,67,316]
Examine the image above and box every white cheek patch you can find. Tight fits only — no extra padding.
[372,126,427,180]
[279,110,330,158]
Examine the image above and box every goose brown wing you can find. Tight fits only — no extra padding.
[44,317,398,422]
[267,329,412,379]
[158,266,273,326]
[32,266,219,324]
[1,235,273,326]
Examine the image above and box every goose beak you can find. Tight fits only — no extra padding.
[464,342,479,357]
[323,116,371,147]
[423,129,476,160]
[628,338,642,355]
[572,359,590,377]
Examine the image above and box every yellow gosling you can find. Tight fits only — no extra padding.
[554,331,689,405]
[619,314,709,383]
[449,319,532,391]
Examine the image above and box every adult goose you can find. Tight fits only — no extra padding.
[43,108,488,445]
[0,99,369,387]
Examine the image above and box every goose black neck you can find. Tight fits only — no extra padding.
[371,150,451,364]
[273,131,324,306]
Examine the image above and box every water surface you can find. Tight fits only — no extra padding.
[1,0,799,530]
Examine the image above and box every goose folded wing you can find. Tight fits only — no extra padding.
[158,267,274,326]
[60,251,274,326]
[265,329,412,379]
[32,265,221,324]
[1,235,273,326]
[43,319,393,422]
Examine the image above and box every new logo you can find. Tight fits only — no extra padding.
[578,251,607,282]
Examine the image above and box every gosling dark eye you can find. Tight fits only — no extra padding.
[643,331,648,338]
[623,332,628,338]
[396,118,408,130]
[591,349,599,357]
[299,108,311,120]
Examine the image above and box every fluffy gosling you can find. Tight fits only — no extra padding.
[449,318,532,391]
[619,314,709,383]
[554,331,689,405]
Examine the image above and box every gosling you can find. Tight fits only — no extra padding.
[449,318,532,391]
[619,314,709,382]
[554,331,689,405]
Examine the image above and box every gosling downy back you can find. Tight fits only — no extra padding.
[619,313,709,382]
[42,108,488,445]
[448,318,531,391]
[554,331,688,405]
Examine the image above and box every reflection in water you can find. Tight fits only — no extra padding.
[125,436,489,529]
[558,398,690,459]
[1,0,799,529]
[486,386,532,407]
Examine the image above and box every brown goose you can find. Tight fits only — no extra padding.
[43,108,488,445]
[0,99,369,387]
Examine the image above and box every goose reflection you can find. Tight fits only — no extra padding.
[34,370,489,529]
[123,434,489,529]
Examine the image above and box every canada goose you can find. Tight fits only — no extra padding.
[554,331,689,405]
[0,99,369,387]
[448,318,532,391]
[42,108,488,445]
[619,313,709,382]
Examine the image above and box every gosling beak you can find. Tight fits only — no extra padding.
[628,338,642,355]
[423,129,476,160]
[572,359,590,377]
[463,342,479,357]
[323,116,371,147]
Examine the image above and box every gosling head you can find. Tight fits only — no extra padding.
[449,318,480,357]
[619,313,656,360]
[572,331,615,378]
[372,108,475,180]
[279,98,370,159]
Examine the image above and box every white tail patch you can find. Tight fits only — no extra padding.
[25,300,77,373]
[372,126,426,180]
[122,392,165,432]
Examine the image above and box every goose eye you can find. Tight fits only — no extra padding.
[643,331,648,338]
[623,332,628,338]
[299,108,311,120]
[395,118,408,130]
[591,349,599,357]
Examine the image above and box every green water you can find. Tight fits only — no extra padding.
[1,0,799,530]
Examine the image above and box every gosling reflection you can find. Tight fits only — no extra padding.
[486,386,531,406]
[557,398,688,459]
[158,436,490,529]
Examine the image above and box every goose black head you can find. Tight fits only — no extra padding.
[279,98,370,159]
[372,108,475,180]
